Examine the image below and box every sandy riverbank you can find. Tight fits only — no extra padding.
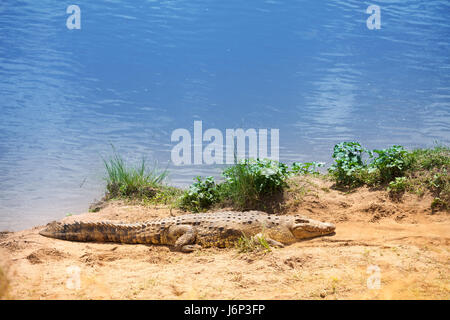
[0,177,449,299]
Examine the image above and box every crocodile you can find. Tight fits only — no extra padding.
[39,211,336,252]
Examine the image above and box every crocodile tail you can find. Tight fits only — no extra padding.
[39,221,143,243]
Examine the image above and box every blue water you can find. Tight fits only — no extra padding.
[0,0,449,231]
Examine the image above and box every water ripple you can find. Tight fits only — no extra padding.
[0,0,449,230]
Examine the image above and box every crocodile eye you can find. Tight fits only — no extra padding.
[295,218,309,224]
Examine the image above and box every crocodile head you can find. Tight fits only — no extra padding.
[290,216,335,240]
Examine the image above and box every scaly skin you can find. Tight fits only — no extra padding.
[39,211,336,252]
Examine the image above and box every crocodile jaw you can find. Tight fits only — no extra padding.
[290,216,336,240]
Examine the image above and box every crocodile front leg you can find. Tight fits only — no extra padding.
[168,225,201,253]
[254,233,285,248]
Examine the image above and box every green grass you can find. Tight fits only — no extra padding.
[144,185,184,206]
[327,143,449,210]
[407,145,450,170]
[178,159,290,212]
[387,177,408,193]
[102,147,169,200]
[219,160,262,210]
[218,158,290,211]
[403,146,449,210]
[235,233,272,253]
[99,144,449,213]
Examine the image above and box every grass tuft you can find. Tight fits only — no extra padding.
[405,146,449,210]
[236,231,272,253]
[102,147,168,200]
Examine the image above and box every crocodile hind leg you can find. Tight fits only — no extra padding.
[169,225,201,253]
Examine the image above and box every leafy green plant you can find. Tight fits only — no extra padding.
[221,158,290,209]
[428,169,448,190]
[387,177,408,193]
[177,159,292,212]
[328,142,370,187]
[223,158,290,194]
[179,176,218,212]
[328,143,417,187]
[290,162,325,175]
[431,197,447,211]
[426,169,449,210]
[369,145,408,183]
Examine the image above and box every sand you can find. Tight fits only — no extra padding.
[0,177,449,299]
